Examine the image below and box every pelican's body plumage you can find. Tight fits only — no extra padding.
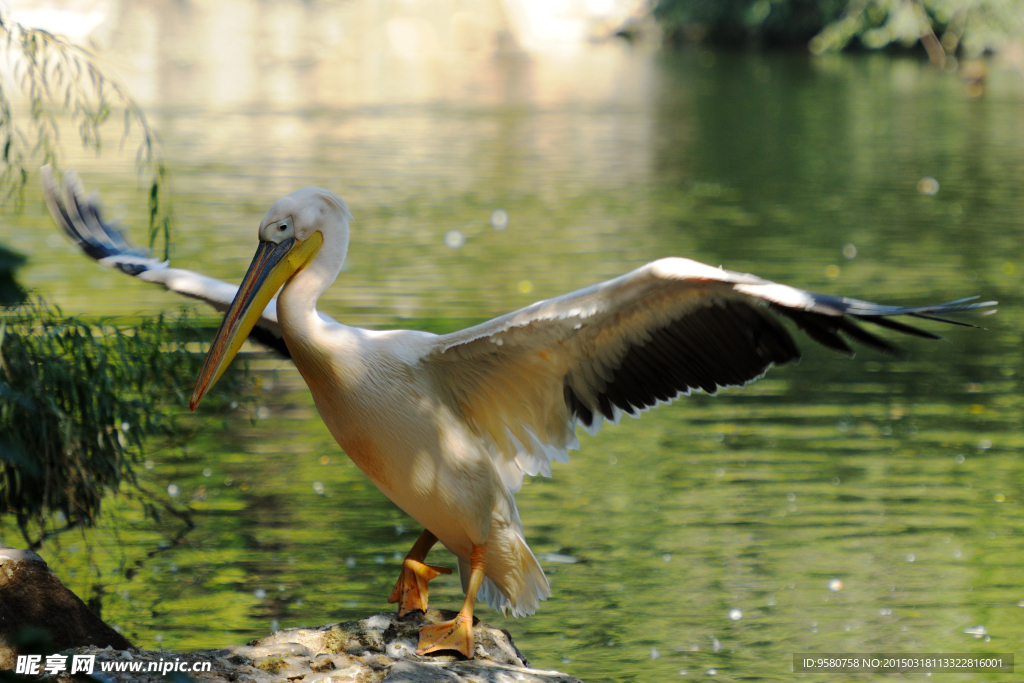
[47,173,994,658]
[286,323,550,615]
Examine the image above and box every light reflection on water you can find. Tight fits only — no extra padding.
[4,4,1024,682]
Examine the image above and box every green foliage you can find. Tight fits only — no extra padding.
[653,0,1023,57]
[810,0,1024,58]
[0,299,249,548]
[654,0,848,46]
[0,10,173,259]
[0,244,26,307]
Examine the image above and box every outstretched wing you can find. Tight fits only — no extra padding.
[422,257,994,489]
[41,166,333,358]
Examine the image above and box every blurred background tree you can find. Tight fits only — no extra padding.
[654,0,848,47]
[653,0,1024,62]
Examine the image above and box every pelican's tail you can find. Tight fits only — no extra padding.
[459,529,550,618]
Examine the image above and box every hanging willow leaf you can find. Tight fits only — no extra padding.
[0,298,251,548]
[0,11,173,260]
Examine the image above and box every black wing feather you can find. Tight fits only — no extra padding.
[565,288,994,428]
[572,299,802,425]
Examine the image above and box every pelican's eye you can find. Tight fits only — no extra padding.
[262,215,293,242]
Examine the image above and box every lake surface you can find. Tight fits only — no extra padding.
[4,4,1024,681]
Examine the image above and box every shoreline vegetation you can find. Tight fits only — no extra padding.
[0,300,251,550]
[652,0,1020,64]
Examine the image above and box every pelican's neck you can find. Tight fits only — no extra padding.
[275,249,368,417]
[277,276,329,346]
[276,232,347,342]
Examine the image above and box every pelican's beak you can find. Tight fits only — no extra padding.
[190,232,323,410]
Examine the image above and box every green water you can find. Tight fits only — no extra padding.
[5,42,1024,682]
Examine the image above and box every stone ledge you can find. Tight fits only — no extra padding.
[49,612,581,683]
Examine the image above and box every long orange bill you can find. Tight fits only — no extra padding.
[190,232,322,410]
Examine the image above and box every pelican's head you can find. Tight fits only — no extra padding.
[257,187,352,259]
[190,187,352,410]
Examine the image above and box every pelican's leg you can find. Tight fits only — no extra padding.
[416,544,486,658]
[388,529,453,616]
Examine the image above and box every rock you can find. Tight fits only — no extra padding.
[0,544,133,669]
[255,610,530,666]
[42,611,582,682]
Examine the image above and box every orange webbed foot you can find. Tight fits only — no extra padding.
[415,612,475,658]
[388,558,452,616]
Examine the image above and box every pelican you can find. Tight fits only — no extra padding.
[182,186,993,658]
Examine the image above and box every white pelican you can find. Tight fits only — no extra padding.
[186,186,993,658]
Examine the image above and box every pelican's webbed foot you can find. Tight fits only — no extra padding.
[416,612,476,658]
[415,543,486,659]
[388,529,451,616]
[388,557,452,616]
